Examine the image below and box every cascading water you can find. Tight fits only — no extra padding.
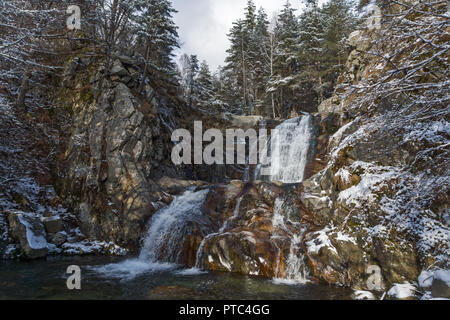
[91,188,211,279]
[139,188,210,262]
[271,198,309,284]
[256,115,313,183]
[93,116,313,282]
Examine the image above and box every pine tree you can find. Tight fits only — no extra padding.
[269,1,299,117]
[130,0,179,91]
[224,19,248,113]
[252,7,271,116]
[297,0,326,106]
[321,0,358,95]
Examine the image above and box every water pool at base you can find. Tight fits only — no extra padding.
[0,256,352,300]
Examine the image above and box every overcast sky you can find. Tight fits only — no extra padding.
[172,0,310,71]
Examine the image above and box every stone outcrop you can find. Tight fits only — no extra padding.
[298,18,449,295]
[7,211,48,259]
[58,58,177,250]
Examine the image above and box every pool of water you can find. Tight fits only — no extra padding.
[0,256,352,299]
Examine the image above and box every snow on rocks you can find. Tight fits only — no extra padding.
[352,290,376,300]
[418,269,450,299]
[306,226,338,255]
[337,161,401,209]
[387,282,417,299]
[7,211,48,259]
[61,240,128,256]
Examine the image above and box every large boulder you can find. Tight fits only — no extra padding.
[7,211,48,259]
[43,216,63,234]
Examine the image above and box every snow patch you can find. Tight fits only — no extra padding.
[306,226,337,255]
[387,282,417,299]
[353,290,376,300]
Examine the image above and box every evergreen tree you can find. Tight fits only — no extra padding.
[224,19,248,113]
[252,7,271,116]
[322,0,357,88]
[130,0,179,90]
[269,1,299,117]
[297,0,326,106]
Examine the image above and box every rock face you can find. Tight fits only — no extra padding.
[298,14,449,293]
[8,211,48,259]
[195,181,307,279]
[59,66,175,249]
[56,56,272,250]
[43,216,63,234]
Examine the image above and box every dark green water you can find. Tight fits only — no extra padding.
[0,256,352,300]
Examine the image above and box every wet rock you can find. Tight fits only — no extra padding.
[196,182,305,279]
[157,176,208,195]
[7,211,48,259]
[198,230,280,277]
[431,279,450,299]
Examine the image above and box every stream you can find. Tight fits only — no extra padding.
[0,256,352,299]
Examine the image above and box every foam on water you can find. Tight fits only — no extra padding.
[91,188,210,280]
[89,259,176,281]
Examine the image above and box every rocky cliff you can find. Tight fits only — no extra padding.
[0,2,448,300]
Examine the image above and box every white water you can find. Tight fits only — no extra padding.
[139,188,210,262]
[257,115,313,183]
[91,188,210,280]
[92,113,313,281]
[271,198,309,284]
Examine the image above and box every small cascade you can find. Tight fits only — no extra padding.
[139,188,210,262]
[271,198,309,284]
[256,115,313,183]
[91,188,211,279]
[194,196,243,268]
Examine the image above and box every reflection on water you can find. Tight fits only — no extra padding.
[0,256,352,300]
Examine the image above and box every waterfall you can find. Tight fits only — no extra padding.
[271,198,309,284]
[139,188,210,263]
[256,115,313,183]
[91,188,211,279]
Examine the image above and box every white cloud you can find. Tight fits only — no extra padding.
[172,0,309,71]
